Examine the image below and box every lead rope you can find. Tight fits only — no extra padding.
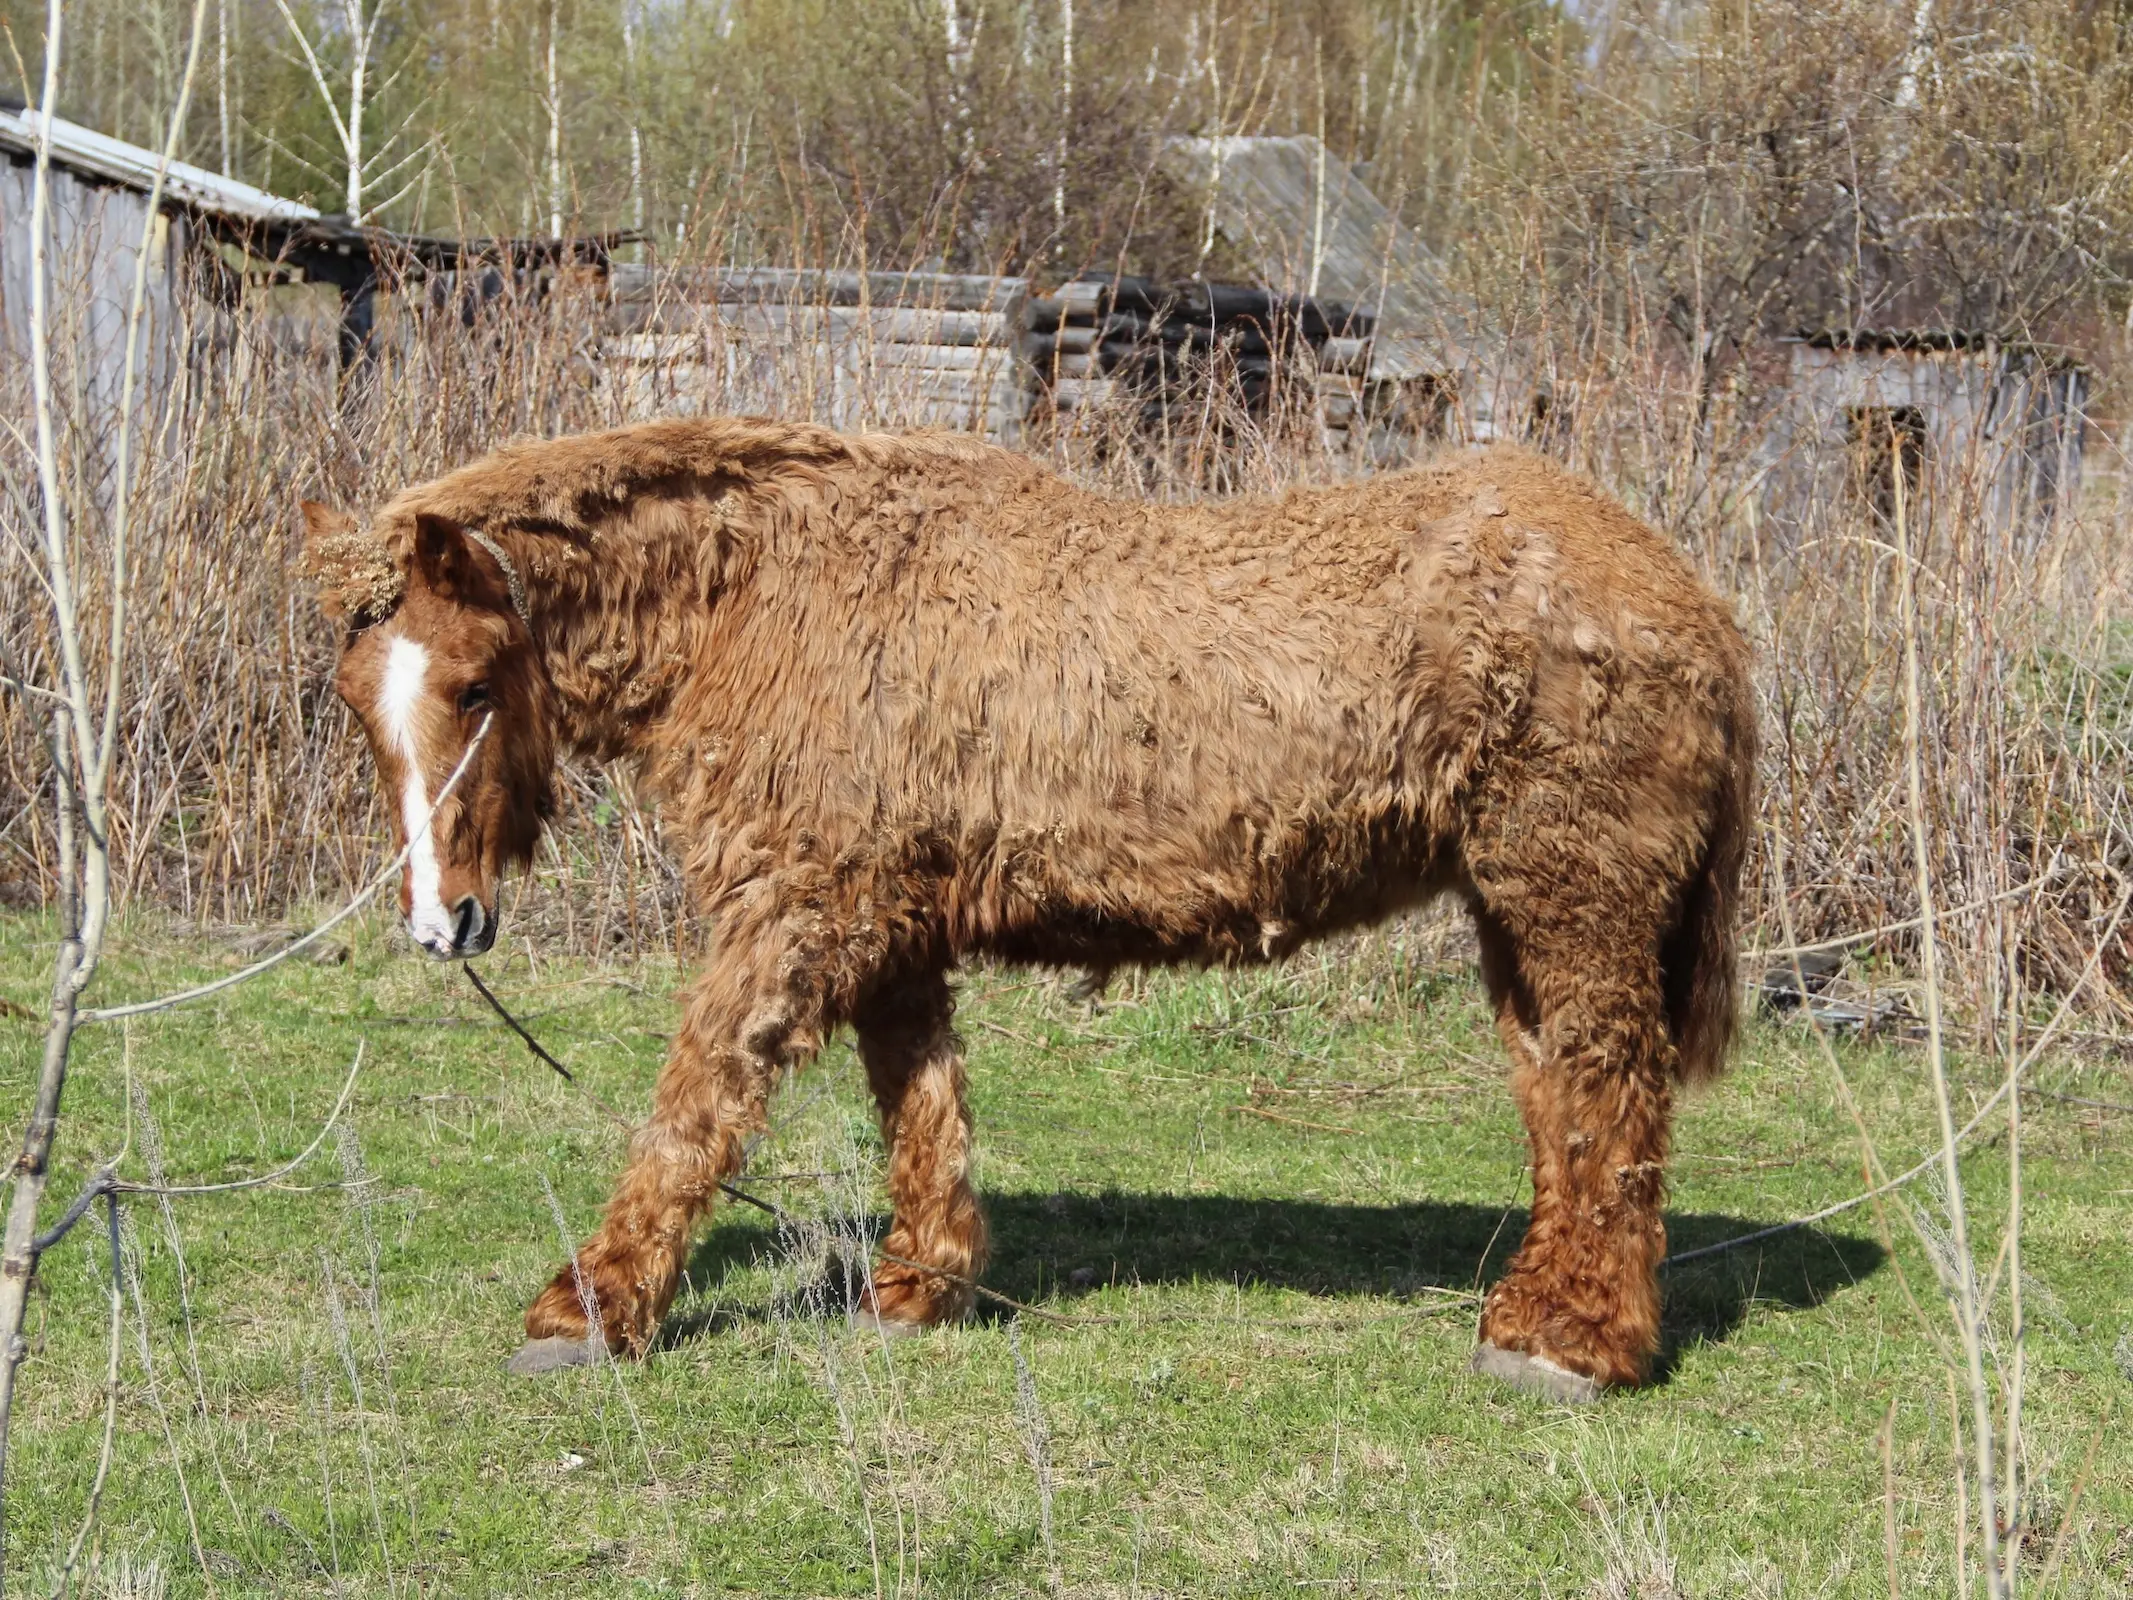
[464,963,768,1225]
[460,964,1079,1320]
[463,965,629,1128]
[460,964,1478,1330]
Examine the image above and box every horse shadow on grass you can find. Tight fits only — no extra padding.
[667,1191,1884,1382]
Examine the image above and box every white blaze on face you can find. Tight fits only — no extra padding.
[379,635,455,951]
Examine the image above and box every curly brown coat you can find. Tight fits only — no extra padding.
[303,416,1755,1396]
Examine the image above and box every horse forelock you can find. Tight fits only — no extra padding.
[308,523,406,625]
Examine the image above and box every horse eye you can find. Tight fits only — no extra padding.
[458,682,491,713]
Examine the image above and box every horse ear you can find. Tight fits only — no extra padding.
[300,499,357,549]
[410,512,485,601]
[412,513,459,581]
[410,513,521,616]
[300,500,401,625]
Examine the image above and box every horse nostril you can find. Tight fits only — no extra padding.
[452,896,485,950]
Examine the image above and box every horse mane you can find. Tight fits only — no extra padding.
[355,418,1034,758]
[370,416,1007,563]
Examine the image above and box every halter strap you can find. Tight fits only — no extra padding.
[463,526,531,627]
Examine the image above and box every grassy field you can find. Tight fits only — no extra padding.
[4,911,2131,1597]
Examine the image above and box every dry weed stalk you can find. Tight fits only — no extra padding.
[47,1193,120,1600]
[534,1174,676,1549]
[0,0,213,1574]
[1008,1318,1060,1593]
[2,253,2122,1032]
[1894,462,2004,1594]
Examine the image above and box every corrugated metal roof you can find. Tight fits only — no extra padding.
[1165,137,1443,312]
[0,105,317,225]
[1164,135,1480,373]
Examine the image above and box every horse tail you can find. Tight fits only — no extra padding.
[1661,663,1757,1084]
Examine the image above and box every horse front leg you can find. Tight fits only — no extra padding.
[512,894,842,1370]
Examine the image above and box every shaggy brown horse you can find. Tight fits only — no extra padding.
[301,416,1754,1402]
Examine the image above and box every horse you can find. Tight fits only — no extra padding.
[301,415,1755,1402]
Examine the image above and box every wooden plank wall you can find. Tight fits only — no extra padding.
[602,266,1030,442]
[0,156,188,434]
[1763,342,2088,536]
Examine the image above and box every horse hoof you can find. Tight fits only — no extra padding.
[851,1308,927,1340]
[507,1336,603,1375]
[1470,1341,1603,1405]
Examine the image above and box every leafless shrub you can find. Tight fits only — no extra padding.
[4,240,2124,1040]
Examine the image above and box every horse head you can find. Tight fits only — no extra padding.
[301,501,557,959]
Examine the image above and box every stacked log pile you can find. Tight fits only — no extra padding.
[593,264,1431,454]
[602,266,1029,440]
[1025,272,1379,442]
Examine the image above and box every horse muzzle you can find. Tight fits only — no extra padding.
[409,894,497,961]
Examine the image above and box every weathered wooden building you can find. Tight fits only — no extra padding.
[1759,331,2088,533]
[0,96,633,410]
[0,95,315,416]
[1166,136,2094,523]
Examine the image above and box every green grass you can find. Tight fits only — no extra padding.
[4,911,2131,1596]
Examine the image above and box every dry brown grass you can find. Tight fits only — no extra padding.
[0,243,2125,1042]
[1531,323,2133,1037]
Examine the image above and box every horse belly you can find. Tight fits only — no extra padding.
[949,750,1457,971]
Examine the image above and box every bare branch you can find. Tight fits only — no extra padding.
[82,715,492,1025]
[0,673,69,710]
[268,0,354,152]
[31,1041,369,1258]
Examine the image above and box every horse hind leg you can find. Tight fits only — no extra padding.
[1468,888,1676,1399]
[852,971,988,1330]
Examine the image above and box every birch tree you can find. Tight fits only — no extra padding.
[620,0,644,242]
[0,0,211,1569]
[546,0,564,236]
[268,0,432,219]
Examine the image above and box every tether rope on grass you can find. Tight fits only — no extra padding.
[1672,875,2133,1269]
[467,881,2128,1295]
[464,965,1480,1331]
